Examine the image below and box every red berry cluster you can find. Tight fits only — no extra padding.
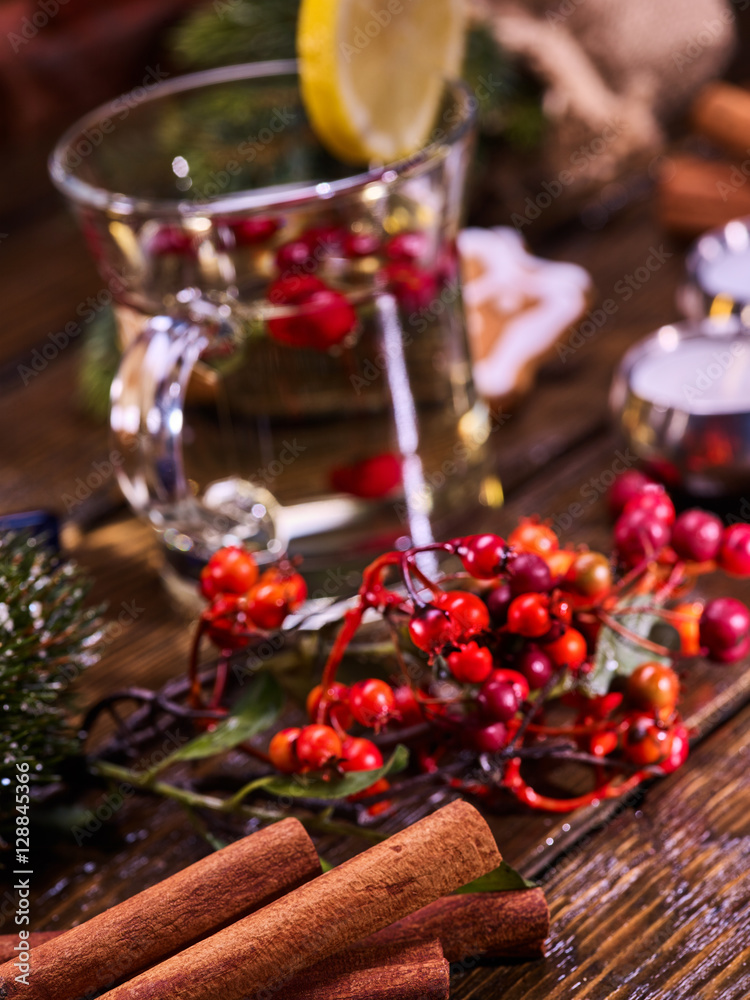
[146,217,444,352]
[199,547,307,650]
[266,225,440,350]
[278,480,750,813]
[611,472,750,661]
[193,479,750,816]
[267,678,402,814]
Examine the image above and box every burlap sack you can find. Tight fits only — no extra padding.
[472,0,737,183]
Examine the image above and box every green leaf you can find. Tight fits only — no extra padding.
[455,860,535,893]
[244,744,409,802]
[583,595,671,698]
[146,672,283,777]
[318,856,334,872]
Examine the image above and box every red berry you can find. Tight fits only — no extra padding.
[589,731,618,757]
[671,509,723,563]
[459,534,506,579]
[466,721,508,753]
[275,238,318,274]
[295,724,342,769]
[267,277,357,351]
[437,590,490,638]
[221,216,280,246]
[507,551,553,596]
[148,226,196,257]
[477,678,519,722]
[614,507,671,566]
[608,470,655,517]
[507,518,559,557]
[349,679,395,728]
[204,593,256,650]
[446,641,493,684]
[383,261,438,311]
[658,724,689,773]
[385,231,427,261]
[624,716,673,766]
[306,682,354,730]
[408,606,455,652]
[303,225,346,254]
[623,483,675,526]
[330,452,402,499]
[268,728,301,773]
[549,594,573,626]
[714,635,750,662]
[543,627,587,669]
[200,546,259,600]
[343,230,381,257]
[719,523,750,576]
[392,685,423,726]
[247,568,307,630]
[268,274,326,303]
[566,551,611,598]
[700,597,750,660]
[626,661,680,713]
[484,667,529,703]
[247,581,287,629]
[486,581,512,625]
[506,593,551,638]
[515,645,554,689]
[340,736,383,772]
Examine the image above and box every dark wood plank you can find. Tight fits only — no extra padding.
[0,211,99,368]
[451,699,750,1000]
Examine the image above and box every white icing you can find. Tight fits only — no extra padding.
[697,247,750,300]
[630,336,750,413]
[458,227,591,398]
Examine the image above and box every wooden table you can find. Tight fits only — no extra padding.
[3,140,750,999]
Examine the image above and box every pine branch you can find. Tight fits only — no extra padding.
[0,534,104,817]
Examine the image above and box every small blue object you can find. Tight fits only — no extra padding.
[0,510,61,552]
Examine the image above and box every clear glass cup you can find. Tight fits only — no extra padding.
[49,60,498,597]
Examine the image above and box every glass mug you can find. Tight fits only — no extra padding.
[50,60,498,597]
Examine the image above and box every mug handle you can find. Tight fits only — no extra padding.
[109,314,280,561]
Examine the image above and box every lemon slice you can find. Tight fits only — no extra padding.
[297,0,466,165]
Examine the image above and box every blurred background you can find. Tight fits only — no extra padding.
[5,0,750,526]
[3,0,750,233]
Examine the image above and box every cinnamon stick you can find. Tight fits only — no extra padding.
[0,933,60,964]
[285,940,448,1000]
[0,818,320,1000]
[361,889,550,962]
[655,154,750,235]
[692,82,750,158]
[0,887,549,967]
[94,800,500,1000]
